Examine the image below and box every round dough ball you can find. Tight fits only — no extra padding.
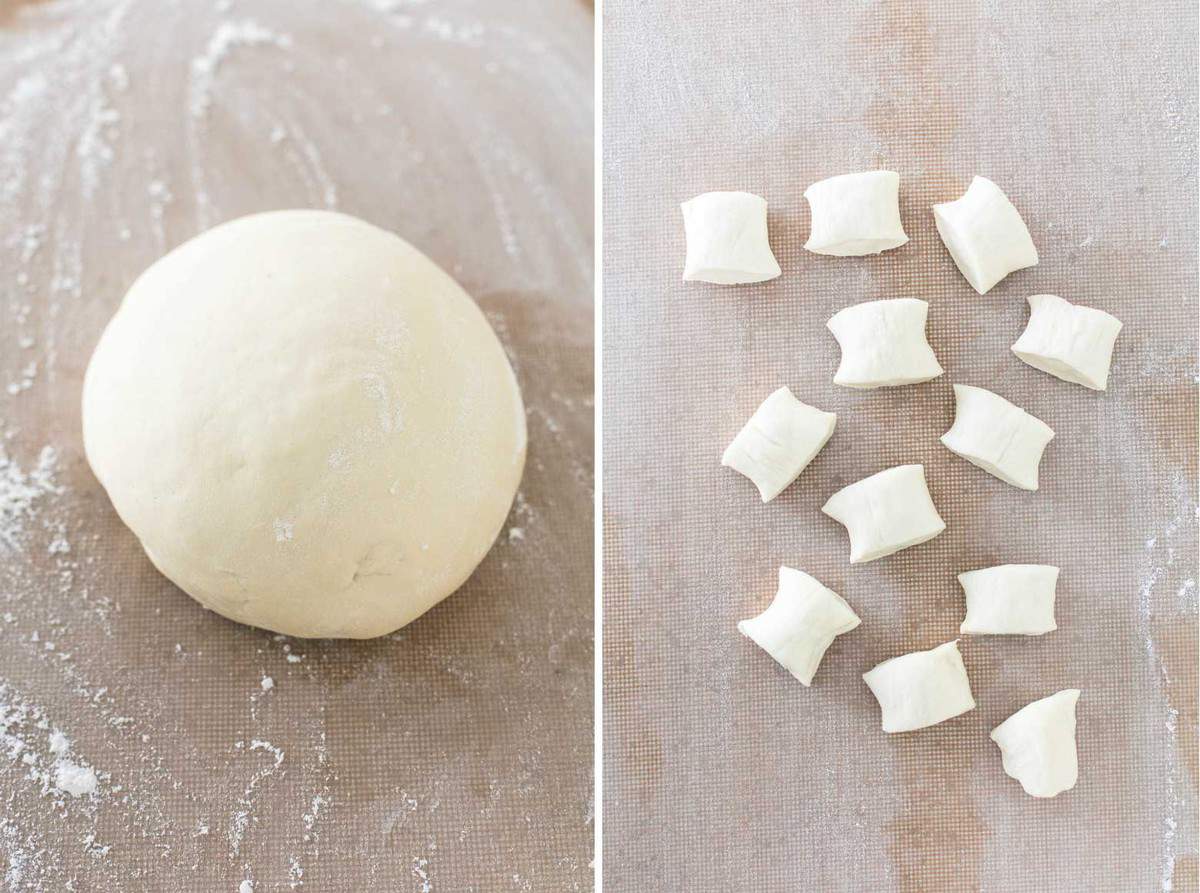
[82,210,526,638]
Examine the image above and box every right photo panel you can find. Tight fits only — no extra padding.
[602,3,1198,891]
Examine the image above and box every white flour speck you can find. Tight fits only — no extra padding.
[107,63,129,92]
[55,761,98,798]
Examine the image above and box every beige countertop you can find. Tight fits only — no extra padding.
[0,0,593,889]
[603,2,1197,890]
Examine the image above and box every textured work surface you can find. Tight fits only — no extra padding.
[602,2,1197,891]
[0,0,592,889]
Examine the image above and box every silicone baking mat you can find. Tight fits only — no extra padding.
[602,2,1197,890]
[0,0,592,889]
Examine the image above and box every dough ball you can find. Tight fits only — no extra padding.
[82,210,526,638]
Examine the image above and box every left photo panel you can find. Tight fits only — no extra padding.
[0,1,593,889]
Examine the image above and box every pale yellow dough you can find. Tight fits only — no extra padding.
[83,210,526,638]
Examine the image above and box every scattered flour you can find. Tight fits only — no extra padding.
[303,794,327,835]
[189,21,294,118]
[6,359,38,395]
[0,686,104,802]
[1135,471,1197,891]
[0,444,62,552]
[228,739,286,856]
[411,855,432,892]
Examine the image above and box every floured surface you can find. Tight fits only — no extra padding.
[0,0,593,888]
[602,2,1196,891]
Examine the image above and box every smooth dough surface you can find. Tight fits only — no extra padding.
[738,566,861,686]
[990,689,1081,798]
[680,191,781,284]
[862,640,976,733]
[1011,293,1123,390]
[82,210,527,639]
[821,464,946,563]
[803,170,908,256]
[826,299,943,389]
[940,384,1054,490]
[932,176,1038,295]
[958,564,1059,635]
[721,387,836,502]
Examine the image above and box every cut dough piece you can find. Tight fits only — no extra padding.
[933,176,1038,294]
[738,566,861,686]
[821,464,945,563]
[1011,294,1123,391]
[721,387,837,502]
[680,191,781,284]
[940,384,1054,491]
[990,689,1081,798]
[958,564,1059,635]
[803,170,908,256]
[826,299,943,389]
[862,640,976,733]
